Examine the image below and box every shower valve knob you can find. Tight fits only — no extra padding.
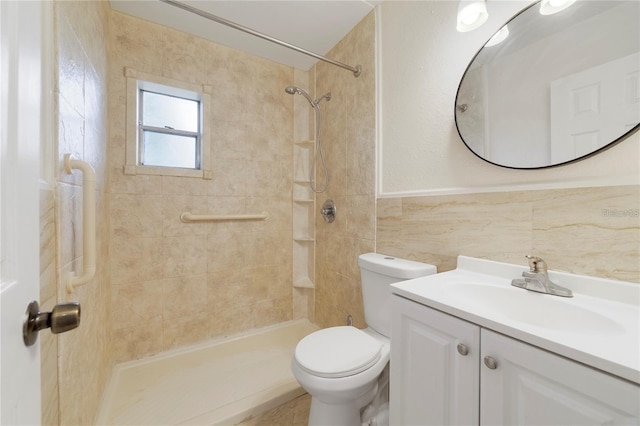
[23,300,81,347]
[321,199,336,223]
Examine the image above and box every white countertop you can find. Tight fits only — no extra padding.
[391,256,640,384]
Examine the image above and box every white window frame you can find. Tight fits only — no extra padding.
[124,67,212,179]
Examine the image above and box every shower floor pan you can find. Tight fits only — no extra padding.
[96,319,317,425]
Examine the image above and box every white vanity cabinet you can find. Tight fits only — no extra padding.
[390,295,479,425]
[481,329,639,425]
[390,295,640,426]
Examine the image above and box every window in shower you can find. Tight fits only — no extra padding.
[124,68,213,179]
[139,88,200,169]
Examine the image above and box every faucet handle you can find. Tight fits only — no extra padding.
[525,255,548,274]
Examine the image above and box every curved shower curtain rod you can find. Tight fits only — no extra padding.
[159,0,362,78]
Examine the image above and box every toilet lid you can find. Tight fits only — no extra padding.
[294,326,383,379]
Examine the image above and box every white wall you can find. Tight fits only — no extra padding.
[378,0,640,196]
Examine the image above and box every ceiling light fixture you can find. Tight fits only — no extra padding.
[457,0,489,32]
[539,0,576,15]
[485,25,509,46]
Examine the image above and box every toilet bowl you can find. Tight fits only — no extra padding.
[293,327,389,425]
[292,253,436,426]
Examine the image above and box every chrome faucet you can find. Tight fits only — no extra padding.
[511,255,573,297]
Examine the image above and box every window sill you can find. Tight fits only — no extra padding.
[123,164,212,180]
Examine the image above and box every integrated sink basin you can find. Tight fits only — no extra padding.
[444,281,626,334]
[391,255,640,384]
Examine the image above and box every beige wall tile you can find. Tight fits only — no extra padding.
[110,193,164,238]
[162,314,209,350]
[109,9,295,361]
[51,3,112,423]
[378,192,533,272]
[532,186,640,282]
[312,11,377,328]
[163,274,209,321]
[111,280,164,330]
[377,186,640,283]
[112,323,164,362]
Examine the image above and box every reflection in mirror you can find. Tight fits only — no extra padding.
[455,0,640,169]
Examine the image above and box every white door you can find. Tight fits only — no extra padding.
[550,52,640,163]
[390,296,480,426]
[481,329,640,425]
[0,1,43,424]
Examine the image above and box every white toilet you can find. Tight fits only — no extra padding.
[292,253,436,426]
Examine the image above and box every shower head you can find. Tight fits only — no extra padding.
[284,86,330,108]
[285,85,315,107]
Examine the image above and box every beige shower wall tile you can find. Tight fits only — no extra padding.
[162,175,209,196]
[206,228,284,273]
[209,303,254,338]
[253,296,292,328]
[315,271,353,329]
[84,67,108,190]
[246,159,292,197]
[111,279,164,330]
[243,121,292,163]
[54,2,111,425]
[55,0,108,74]
[56,183,83,270]
[161,27,208,84]
[162,314,209,351]
[210,120,252,161]
[110,236,164,286]
[208,276,257,310]
[347,126,376,196]
[113,323,164,362]
[162,195,208,237]
[162,274,209,321]
[208,157,249,196]
[109,11,164,75]
[162,235,208,278]
[344,195,376,240]
[57,97,84,187]
[207,265,290,310]
[532,186,640,282]
[110,193,163,238]
[319,269,365,329]
[210,82,252,124]
[108,4,298,359]
[110,167,163,195]
[312,10,380,329]
[56,10,85,117]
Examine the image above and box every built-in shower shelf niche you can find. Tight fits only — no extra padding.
[294,198,314,204]
[293,140,314,184]
[294,277,315,289]
[294,236,315,242]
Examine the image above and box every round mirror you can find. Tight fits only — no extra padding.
[455,0,640,169]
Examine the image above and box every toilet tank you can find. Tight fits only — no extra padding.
[358,253,436,337]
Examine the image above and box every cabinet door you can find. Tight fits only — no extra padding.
[390,296,480,425]
[481,329,640,425]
